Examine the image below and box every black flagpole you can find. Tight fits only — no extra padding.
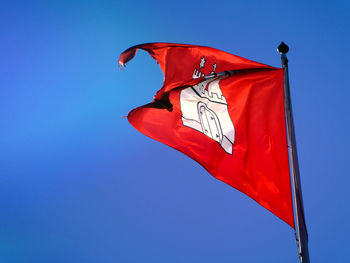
[277,42,310,263]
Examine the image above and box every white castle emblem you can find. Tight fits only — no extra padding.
[180,57,235,154]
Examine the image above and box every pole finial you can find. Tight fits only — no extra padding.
[277,42,289,54]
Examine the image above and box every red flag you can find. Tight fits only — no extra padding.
[119,43,294,228]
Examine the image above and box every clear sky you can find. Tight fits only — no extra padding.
[1,1,349,262]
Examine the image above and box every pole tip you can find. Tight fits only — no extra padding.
[277,42,289,54]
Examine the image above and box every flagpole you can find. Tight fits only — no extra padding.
[277,42,310,263]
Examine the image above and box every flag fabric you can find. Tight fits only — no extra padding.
[119,43,294,228]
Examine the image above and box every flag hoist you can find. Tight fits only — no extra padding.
[278,42,310,263]
[120,42,310,263]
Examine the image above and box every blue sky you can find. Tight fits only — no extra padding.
[1,1,349,262]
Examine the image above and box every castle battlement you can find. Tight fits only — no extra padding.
[191,75,227,104]
[193,68,204,79]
